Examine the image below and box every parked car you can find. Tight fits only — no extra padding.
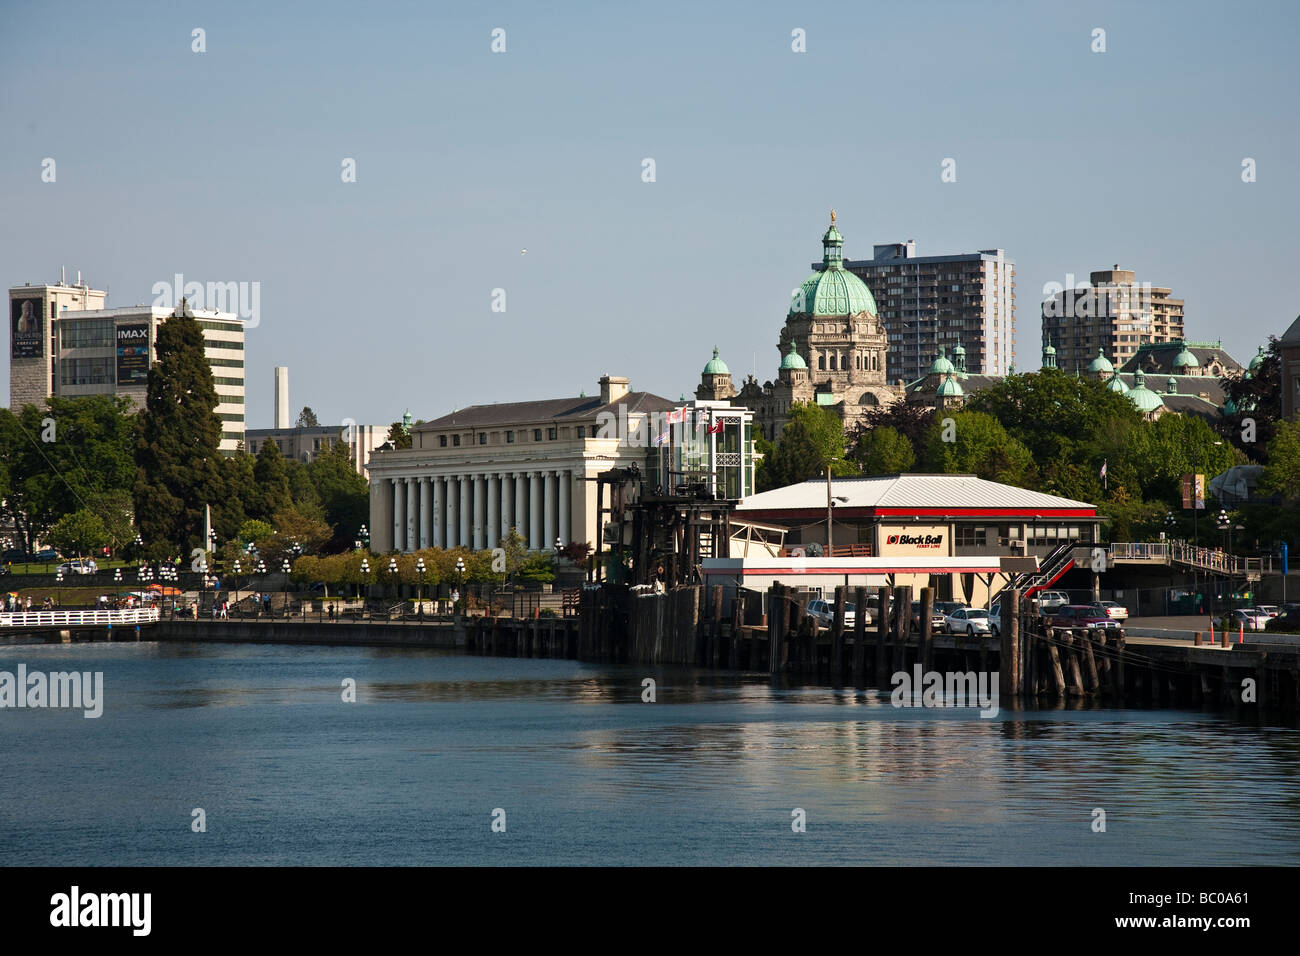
[943,606,992,635]
[1044,605,1121,630]
[1,548,29,564]
[57,558,98,576]
[34,549,60,562]
[1254,605,1280,618]
[1033,590,1070,613]
[806,598,865,628]
[1088,600,1129,622]
[1265,609,1300,633]
[1225,608,1270,632]
[988,602,1002,635]
[910,601,947,632]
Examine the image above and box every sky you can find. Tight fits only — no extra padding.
[2,0,1297,428]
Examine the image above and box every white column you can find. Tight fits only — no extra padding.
[392,478,405,552]
[514,473,527,538]
[500,474,514,540]
[472,474,486,550]
[459,475,472,549]
[432,477,445,548]
[558,469,571,544]
[543,471,557,549]
[405,478,418,552]
[446,477,460,548]
[419,478,432,550]
[486,474,500,549]
[529,472,543,550]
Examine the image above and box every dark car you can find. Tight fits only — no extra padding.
[1265,610,1300,634]
[33,549,60,562]
[1045,605,1121,630]
[1,549,28,564]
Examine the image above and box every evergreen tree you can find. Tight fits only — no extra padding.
[296,406,320,428]
[133,308,224,554]
[765,403,856,488]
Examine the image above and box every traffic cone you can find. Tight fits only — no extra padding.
[1239,623,1244,644]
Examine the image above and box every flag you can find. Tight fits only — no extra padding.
[665,407,686,425]
[708,419,725,434]
[1099,460,1107,479]
[653,429,670,446]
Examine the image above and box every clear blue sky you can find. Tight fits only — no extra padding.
[2,0,1297,427]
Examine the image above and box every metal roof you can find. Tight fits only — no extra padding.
[735,474,1095,514]
[417,391,676,430]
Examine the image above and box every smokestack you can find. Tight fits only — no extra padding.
[274,367,289,428]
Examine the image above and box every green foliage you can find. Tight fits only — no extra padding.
[919,411,1035,486]
[239,519,274,544]
[855,401,935,449]
[296,406,319,428]
[765,402,855,489]
[1260,419,1300,498]
[498,528,529,581]
[0,395,136,554]
[133,311,224,553]
[518,552,556,584]
[252,440,292,519]
[306,439,369,550]
[852,425,915,475]
[384,421,412,450]
[48,509,109,556]
[753,433,778,492]
[1221,337,1280,463]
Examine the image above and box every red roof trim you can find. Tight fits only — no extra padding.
[738,507,1097,520]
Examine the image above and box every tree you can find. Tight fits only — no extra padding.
[1260,419,1300,498]
[854,401,935,450]
[306,440,369,551]
[48,509,109,557]
[0,395,136,554]
[851,425,915,475]
[251,439,292,520]
[383,420,412,451]
[919,410,1035,486]
[133,308,224,555]
[754,433,778,492]
[1222,337,1281,462]
[296,406,320,428]
[765,403,855,489]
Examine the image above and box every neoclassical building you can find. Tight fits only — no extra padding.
[368,375,757,553]
[698,214,898,440]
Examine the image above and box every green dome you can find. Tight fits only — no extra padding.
[1106,371,1129,394]
[1248,345,1265,371]
[1127,369,1165,414]
[936,374,964,398]
[779,341,807,370]
[1172,343,1199,369]
[928,345,956,376]
[703,346,729,376]
[788,216,877,318]
[1087,348,1114,375]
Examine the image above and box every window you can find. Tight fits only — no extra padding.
[547,427,557,440]
[452,434,461,447]
[533,429,542,441]
[575,425,585,438]
[478,432,487,445]
[956,526,985,547]
[439,435,447,447]
[59,320,114,349]
[506,430,514,443]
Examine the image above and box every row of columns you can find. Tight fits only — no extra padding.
[389,470,573,553]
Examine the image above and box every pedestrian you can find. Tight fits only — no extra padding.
[328,603,336,621]
[221,600,228,619]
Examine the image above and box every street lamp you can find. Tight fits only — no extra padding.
[416,557,427,619]
[454,556,466,610]
[232,558,241,611]
[359,558,371,600]
[281,557,292,617]
[55,567,63,608]
[359,524,370,551]
[388,557,399,605]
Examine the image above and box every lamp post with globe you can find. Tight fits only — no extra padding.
[454,556,466,613]
[415,557,427,621]
[281,558,292,618]
[232,559,242,615]
[359,557,371,617]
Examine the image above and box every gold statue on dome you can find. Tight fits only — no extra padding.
[830,208,836,224]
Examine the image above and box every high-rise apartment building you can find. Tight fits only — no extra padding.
[9,279,246,452]
[840,242,1016,384]
[1040,267,1185,375]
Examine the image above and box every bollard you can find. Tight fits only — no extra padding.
[1194,632,1201,646]
[1221,629,1229,648]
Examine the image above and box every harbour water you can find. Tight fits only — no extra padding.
[1,639,1296,866]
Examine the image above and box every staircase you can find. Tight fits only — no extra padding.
[1010,540,1079,599]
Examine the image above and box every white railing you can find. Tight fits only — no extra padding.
[1109,542,1267,577]
[0,608,162,628]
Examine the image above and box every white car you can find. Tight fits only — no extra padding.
[988,603,1002,635]
[57,558,98,576]
[1255,605,1280,618]
[944,606,992,635]
[1090,600,1129,622]
[1033,590,1070,613]
[805,599,866,628]
[1227,609,1270,632]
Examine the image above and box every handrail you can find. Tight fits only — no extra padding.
[1109,541,1268,576]
[0,608,161,627]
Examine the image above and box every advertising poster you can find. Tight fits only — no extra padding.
[10,298,43,358]
[115,323,150,385]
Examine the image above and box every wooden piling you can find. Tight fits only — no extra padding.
[831,586,846,686]
[1003,589,1020,698]
[710,585,724,669]
[875,586,891,690]
[768,585,783,676]
[1045,627,1066,695]
[918,587,933,674]
[852,586,867,688]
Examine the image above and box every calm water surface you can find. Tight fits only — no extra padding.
[1,639,1296,865]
